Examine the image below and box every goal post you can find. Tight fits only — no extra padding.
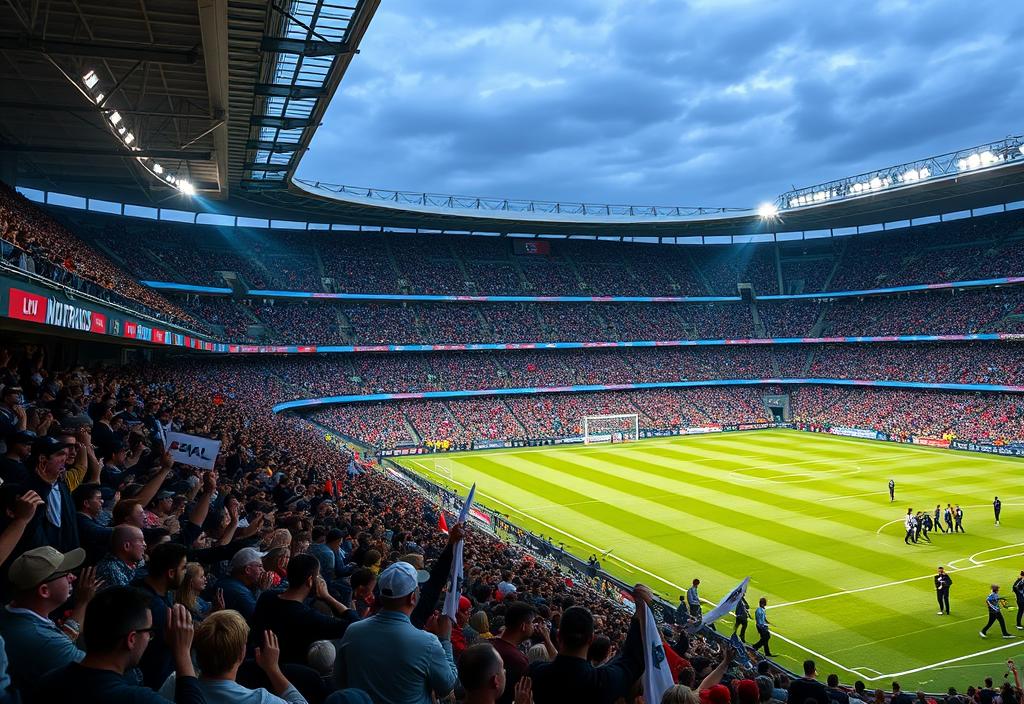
[582,413,640,444]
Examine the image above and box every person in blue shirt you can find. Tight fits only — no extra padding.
[686,578,702,621]
[336,561,457,703]
[217,546,268,621]
[980,585,1013,638]
[751,597,773,656]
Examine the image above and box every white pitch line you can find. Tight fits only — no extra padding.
[772,546,1024,610]
[821,491,886,502]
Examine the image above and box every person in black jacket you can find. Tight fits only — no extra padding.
[8,436,79,563]
[935,566,952,615]
[1013,571,1024,629]
[30,586,205,704]
[251,553,357,665]
[528,583,650,704]
[787,660,829,704]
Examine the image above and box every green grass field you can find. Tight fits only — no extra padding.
[397,429,1024,691]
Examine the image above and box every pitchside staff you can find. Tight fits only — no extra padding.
[935,566,951,615]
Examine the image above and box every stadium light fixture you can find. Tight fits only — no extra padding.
[153,163,164,174]
[94,93,105,104]
[82,71,99,89]
[108,111,122,126]
[123,132,134,145]
[757,203,778,218]
[177,180,196,196]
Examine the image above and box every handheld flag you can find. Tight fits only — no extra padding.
[442,483,476,621]
[438,512,449,535]
[642,599,674,704]
[699,577,750,630]
[730,634,751,668]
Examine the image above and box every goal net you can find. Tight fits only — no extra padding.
[582,414,639,444]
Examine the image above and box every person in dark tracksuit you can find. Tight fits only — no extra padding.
[935,566,952,615]
[889,479,895,502]
[955,505,965,533]
[994,497,1002,526]
[1013,571,1024,629]
[733,596,750,642]
[920,512,932,542]
[935,505,946,533]
[944,505,955,533]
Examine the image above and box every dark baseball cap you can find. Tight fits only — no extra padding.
[7,430,37,446]
[31,435,74,457]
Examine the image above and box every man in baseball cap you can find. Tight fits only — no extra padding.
[219,547,267,620]
[0,429,35,484]
[338,560,457,702]
[0,546,88,689]
[21,434,79,554]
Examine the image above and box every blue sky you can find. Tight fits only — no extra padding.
[300,0,1024,209]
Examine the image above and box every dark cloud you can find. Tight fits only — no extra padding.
[301,0,1024,208]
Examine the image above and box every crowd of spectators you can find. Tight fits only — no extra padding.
[0,184,198,326]
[1,332,1024,703]
[34,194,1024,303]
[4,345,746,704]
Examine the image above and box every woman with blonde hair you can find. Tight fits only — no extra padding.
[469,610,493,639]
[176,562,215,621]
[662,685,701,704]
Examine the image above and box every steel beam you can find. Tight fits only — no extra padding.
[254,83,328,99]
[0,145,212,160]
[244,162,293,173]
[259,37,351,57]
[249,115,315,130]
[245,140,304,153]
[0,35,199,64]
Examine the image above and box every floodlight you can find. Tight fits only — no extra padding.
[177,181,196,196]
[83,71,99,89]
[967,153,981,169]
[109,111,122,126]
[95,93,104,104]
[869,177,882,190]
[919,167,930,179]
[153,163,164,174]
[118,126,126,135]
[1020,146,1024,155]
[123,132,134,145]
[757,202,778,218]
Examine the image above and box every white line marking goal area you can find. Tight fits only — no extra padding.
[406,459,1024,683]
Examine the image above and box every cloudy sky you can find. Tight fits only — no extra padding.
[300,0,1024,209]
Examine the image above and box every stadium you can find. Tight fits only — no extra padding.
[1,1,1024,702]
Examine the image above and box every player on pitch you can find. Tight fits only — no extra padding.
[935,566,952,615]
[980,585,1014,638]
[889,479,895,502]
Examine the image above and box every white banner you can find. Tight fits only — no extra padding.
[166,432,221,470]
[442,483,476,622]
[701,576,750,629]
[643,600,674,704]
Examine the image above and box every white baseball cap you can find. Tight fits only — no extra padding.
[378,561,419,598]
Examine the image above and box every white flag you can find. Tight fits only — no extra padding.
[643,601,675,704]
[701,577,750,628]
[166,432,221,470]
[442,483,476,621]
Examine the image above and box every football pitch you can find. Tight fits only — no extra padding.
[396,429,1024,691]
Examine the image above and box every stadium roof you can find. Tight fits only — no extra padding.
[2,1,1023,239]
[0,0,379,203]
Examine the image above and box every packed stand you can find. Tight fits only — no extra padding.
[0,183,198,326]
